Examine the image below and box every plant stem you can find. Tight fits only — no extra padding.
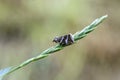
[4,15,108,76]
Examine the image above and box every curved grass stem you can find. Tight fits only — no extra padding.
[1,15,108,79]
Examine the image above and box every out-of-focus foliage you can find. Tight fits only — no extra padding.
[0,0,119,80]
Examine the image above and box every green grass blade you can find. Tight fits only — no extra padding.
[0,15,108,80]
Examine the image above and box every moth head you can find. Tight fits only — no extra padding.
[53,36,61,43]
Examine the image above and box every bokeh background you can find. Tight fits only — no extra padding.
[0,0,120,80]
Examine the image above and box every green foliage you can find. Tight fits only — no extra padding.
[0,15,108,80]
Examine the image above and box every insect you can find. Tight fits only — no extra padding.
[53,33,74,46]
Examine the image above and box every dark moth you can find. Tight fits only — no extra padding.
[53,33,74,46]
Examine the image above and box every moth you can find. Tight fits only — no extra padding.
[53,33,74,46]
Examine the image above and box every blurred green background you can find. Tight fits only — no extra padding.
[0,0,120,80]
